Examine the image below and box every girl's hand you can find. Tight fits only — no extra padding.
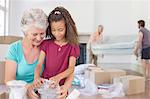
[49,76,60,88]
[25,84,39,99]
[56,85,68,99]
[33,78,44,88]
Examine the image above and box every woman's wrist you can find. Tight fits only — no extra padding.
[63,83,72,90]
[34,75,40,80]
[25,83,32,89]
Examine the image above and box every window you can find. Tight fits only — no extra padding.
[0,0,9,36]
[0,0,5,6]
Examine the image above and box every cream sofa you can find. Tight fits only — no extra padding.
[90,35,142,74]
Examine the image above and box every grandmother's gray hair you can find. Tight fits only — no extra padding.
[21,8,48,33]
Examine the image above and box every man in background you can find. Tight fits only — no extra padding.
[134,20,150,80]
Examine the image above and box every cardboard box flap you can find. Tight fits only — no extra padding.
[0,61,5,84]
[0,36,22,44]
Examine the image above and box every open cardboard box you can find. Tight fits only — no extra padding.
[0,36,22,83]
[85,68,126,84]
[0,36,22,99]
[0,62,5,84]
[0,36,22,44]
[113,75,145,95]
[0,92,5,99]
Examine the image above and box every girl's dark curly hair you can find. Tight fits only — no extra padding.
[46,6,79,45]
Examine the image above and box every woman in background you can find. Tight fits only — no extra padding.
[87,25,104,65]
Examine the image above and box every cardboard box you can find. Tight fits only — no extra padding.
[0,36,22,44]
[0,62,5,84]
[84,66,102,80]
[4,93,8,99]
[0,36,22,99]
[86,69,126,84]
[0,36,22,83]
[105,69,126,83]
[113,75,145,95]
[0,93,8,99]
[87,66,102,71]
[0,92,5,99]
[89,69,110,84]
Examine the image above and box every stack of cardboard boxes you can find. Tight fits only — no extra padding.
[0,36,22,99]
[85,66,145,95]
[85,66,126,84]
[0,62,6,99]
[0,93,5,99]
[0,62,5,84]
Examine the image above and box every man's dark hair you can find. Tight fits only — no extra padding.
[138,20,145,27]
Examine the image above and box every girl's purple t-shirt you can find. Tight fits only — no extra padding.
[40,39,80,85]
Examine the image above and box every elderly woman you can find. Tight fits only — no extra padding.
[5,8,48,99]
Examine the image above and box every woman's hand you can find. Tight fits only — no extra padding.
[25,84,39,99]
[49,76,60,88]
[56,85,68,99]
[33,78,44,88]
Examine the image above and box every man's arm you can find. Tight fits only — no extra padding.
[134,31,143,56]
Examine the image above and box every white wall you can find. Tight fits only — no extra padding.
[0,44,9,61]
[147,0,150,26]
[8,0,150,36]
[9,0,95,36]
[95,0,149,36]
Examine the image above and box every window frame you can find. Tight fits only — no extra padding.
[0,0,9,36]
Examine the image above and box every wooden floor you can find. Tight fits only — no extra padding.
[79,80,150,99]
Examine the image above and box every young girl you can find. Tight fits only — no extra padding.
[34,6,80,99]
